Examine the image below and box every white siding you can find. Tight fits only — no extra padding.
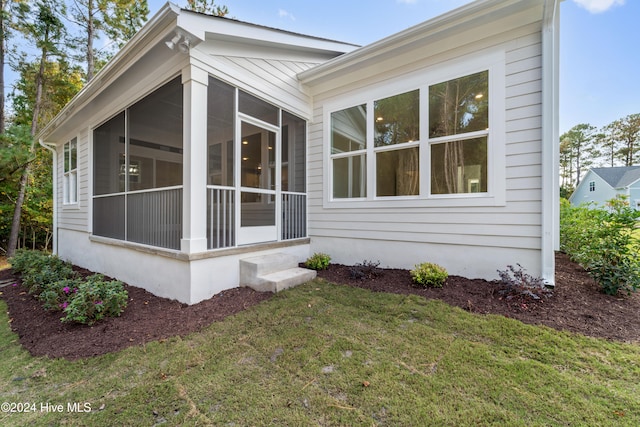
[306,26,546,280]
[57,130,90,232]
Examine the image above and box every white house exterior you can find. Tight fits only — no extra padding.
[38,0,560,304]
[570,166,640,208]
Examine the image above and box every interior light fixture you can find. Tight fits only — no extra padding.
[475,93,483,99]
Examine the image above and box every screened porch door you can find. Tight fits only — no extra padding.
[237,120,279,245]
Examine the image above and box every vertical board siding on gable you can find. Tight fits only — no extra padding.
[307,31,544,251]
[57,130,90,232]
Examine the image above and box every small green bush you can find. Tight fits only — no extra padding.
[304,253,331,270]
[9,249,49,274]
[10,250,76,295]
[411,262,448,288]
[61,275,128,325]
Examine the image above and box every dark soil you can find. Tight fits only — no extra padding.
[1,252,639,360]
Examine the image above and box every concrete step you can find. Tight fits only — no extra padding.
[261,267,317,293]
[240,253,298,279]
[239,253,316,293]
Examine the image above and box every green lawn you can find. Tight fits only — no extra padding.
[1,279,639,426]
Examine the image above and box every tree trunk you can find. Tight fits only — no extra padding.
[86,0,95,81]
[0,0,6,134]
[6,31,47,257]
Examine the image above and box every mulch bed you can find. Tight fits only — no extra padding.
[1,252,638,360]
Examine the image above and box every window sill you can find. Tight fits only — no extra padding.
[324,193,505,209]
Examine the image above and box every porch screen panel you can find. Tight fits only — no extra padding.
[94,112,125,196]
[93,113,126,239]
[127,188,182,249]
[281,112,306,193]
[128,77,183,191]
[93,195,125,240]
[239,90,278,126]
[207,77,235,186]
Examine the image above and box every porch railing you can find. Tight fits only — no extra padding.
[126,187,183,250]
[207,186,236,249]
[282,191,307,240]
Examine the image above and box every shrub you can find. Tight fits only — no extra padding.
[10,250,76,295]
[560,196,640,295]
[61,275,128,325]
[411,262,448,288]
[304,253,331,270]
[9,249,48,275]
[497,264,550,299]
[38,278,82,311]
[349,260,383,280]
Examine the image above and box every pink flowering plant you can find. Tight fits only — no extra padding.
[61,274,128,325]
[38,278,82,311]
[9,250,128,325]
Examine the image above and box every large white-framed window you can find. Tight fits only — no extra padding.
[63,137,78,205]
[429,70,488,196]
[325,51,505,207]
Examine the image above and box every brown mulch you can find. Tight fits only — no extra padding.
[1,252,639,360]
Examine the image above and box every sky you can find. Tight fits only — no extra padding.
[47,0,640,135]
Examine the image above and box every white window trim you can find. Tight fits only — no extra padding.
[323,49,506,209]
[62,138,79,207]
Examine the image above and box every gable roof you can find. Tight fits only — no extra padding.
[590,166,640,188]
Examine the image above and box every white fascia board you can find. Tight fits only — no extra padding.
[299,0,543,85]
[38,2,181,142]
[177,9,358,56]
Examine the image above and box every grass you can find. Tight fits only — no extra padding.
[1,279,640,426]
[0,257,9,271]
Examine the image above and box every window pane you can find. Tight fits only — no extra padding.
[70,138,77,170]
[64,142,70,172]
[376,147,419,196]
[70,172,77,204]
[331,105,366,154]
[429,71,488,138]
[241,122,276,190]
[94,112,125,195]
[241,192,275,227]
[430,137,487,194]
[239,90,278,125]
[282,111,306,193]
[207,77,235,186]
[374,90,419,147]
[128,77,183,191]
[333,154,366,198]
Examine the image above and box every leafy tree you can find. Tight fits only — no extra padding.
[559,124,596,187]
[606,113,640,166]
[67,0,149,81]
[184,0,228,16]
[6,0,65,257]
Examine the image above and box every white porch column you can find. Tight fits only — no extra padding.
[181,64,209,254]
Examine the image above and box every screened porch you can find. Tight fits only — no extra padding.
[92,73,307,252]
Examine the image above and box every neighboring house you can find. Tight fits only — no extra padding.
[570,166,640,209]
[37,0,561,304]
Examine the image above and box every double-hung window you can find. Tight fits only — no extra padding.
[63,138,78,204]
[329,69,490,201]
[429,71,488,195]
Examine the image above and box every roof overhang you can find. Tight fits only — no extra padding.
[299,0,550,89]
